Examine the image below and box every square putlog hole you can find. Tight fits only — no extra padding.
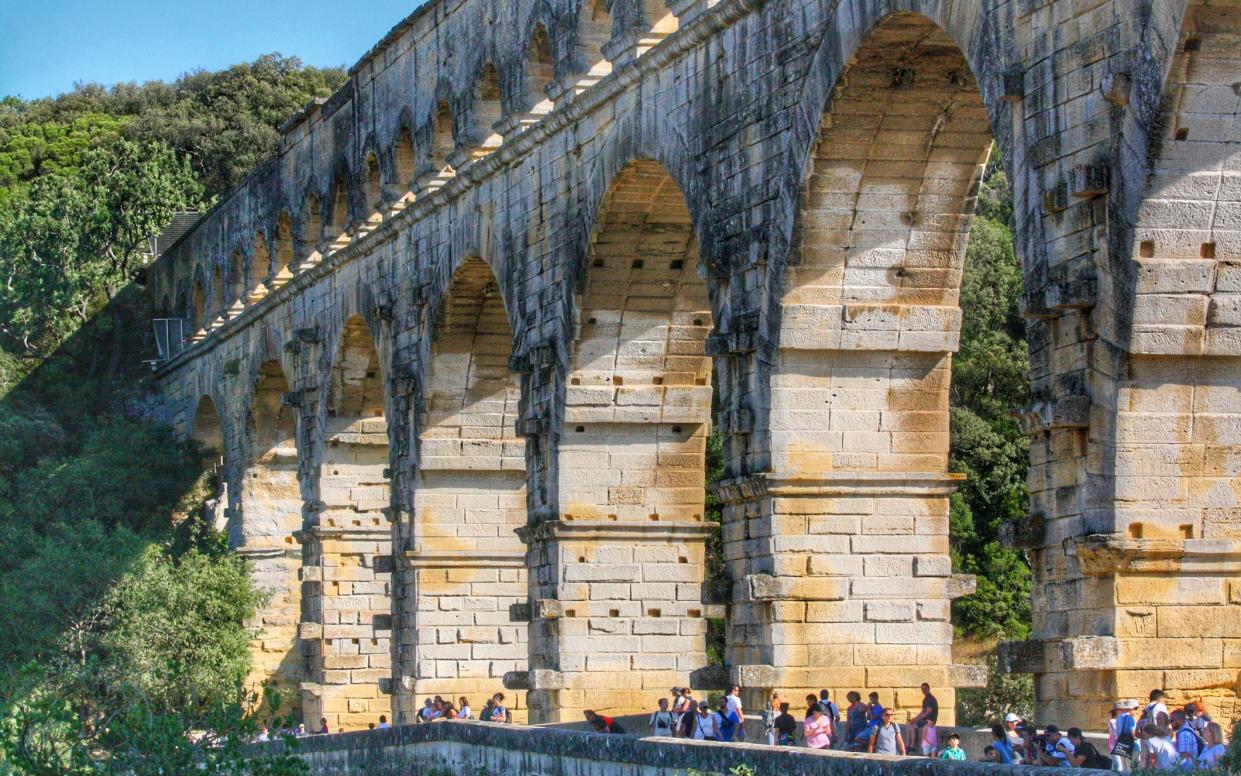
[1139,240,1155,258]
[1202,242,1217,259]
[1175,127,1190,141]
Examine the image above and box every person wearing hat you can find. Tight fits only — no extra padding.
[1004,713,1026,763]
[1111,699,1140,772]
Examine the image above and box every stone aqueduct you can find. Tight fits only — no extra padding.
[147,0,1241,731]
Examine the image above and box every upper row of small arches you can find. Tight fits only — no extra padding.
[181,0,687,339]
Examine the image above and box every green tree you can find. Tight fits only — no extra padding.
[949,158,1032,641]
[0,140,202,358]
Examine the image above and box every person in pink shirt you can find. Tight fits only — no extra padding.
[804,706,832,750]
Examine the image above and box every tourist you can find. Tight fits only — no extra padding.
[869,709,905,755]
[844,691,867,751]
[990,724,1015,764]
[368,722,376,731]
[441,700,459,720]
[590,715,625,735]
[1111,699,1139,772]
[816,689,840,743]
[295,723,307,737]
[1184,702,1210,734]
[650,697,677,737]
[1141,724,1179,771]
[983,745,1000,763]
[939,732,966,761]
[1197,722,1227,769]
[418,698,435,722]
[905,683,938,756]
[1005,712,1027,763]
[1141,690,1171,730]
[675,685,694,735]
[490,693,512,723]
[1170,710,1202,770]
[1066,727,1110,769]
[480,696,497,722]
[316,717,329,735]
[763,691,781,745]
[804,705,832,750]
[458,697,472,720]
[774,702,798,746]
[679,700,700,738]
[803,694,819,722]
[377,714,391,730]
[726,685,746,741]
[694,701,721,741]
[256,725,270,742]
[1037,725,1074,767]
[584,709,625,735]
[717,697,741,743]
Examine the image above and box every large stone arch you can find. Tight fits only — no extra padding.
[235,354,305,716]
[395,256,531,722]
[522,156,716,722]
[719,10,1003,723]
[299,312,395,731]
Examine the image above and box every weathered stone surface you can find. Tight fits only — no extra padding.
[154,0,1241,731]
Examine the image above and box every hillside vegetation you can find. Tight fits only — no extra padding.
[0,53,1031,769]
[0,55,344,775]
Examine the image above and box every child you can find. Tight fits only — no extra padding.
[939,732,967,761]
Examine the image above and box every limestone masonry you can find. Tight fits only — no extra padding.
[147,0,1241,731]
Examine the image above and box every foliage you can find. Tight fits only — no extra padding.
[1,673,306,776]
[949,157,1032,641]
[3,54,347,199]
[0,54,344,774]
[0,139,202,356]
[956,655,1035,727]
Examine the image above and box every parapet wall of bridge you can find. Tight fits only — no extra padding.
[152,0,1241,730]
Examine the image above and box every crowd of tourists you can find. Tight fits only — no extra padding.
[637,685,1231,771]
[412,692,514,723]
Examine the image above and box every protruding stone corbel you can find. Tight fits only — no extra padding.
[1015,394,1090,435]
[508,602,532,622]
[503,669,563,691]
[947,574,977,599]
[1059,636,1120,671]
[1001,66,1025,101]
[294,326,320,345]
[1101,70,1132,106]
[298,622,323,640]
[948,663,989,688]
[730,664,778,688]
[1000,512,1047,549]
[1069,162,1111,199]
[997,639,1044,674]
[299,682,323,699]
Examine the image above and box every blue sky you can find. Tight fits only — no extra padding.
[1,0,429,100]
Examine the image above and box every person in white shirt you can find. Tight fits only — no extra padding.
[725,685,745,741]
[1141,725,1180,771]
[1197,722,1226,770]
[457,697,472,720]
[694,703,722,741]
[649,697,677,737]
[376,714,392,730]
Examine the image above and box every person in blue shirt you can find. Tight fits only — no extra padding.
[717,697,742,742]
[991,724,1016,764]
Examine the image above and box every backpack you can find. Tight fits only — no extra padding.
[1081,742,1112,770]
[1177,726,1205,757]
[818,700,840,722]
